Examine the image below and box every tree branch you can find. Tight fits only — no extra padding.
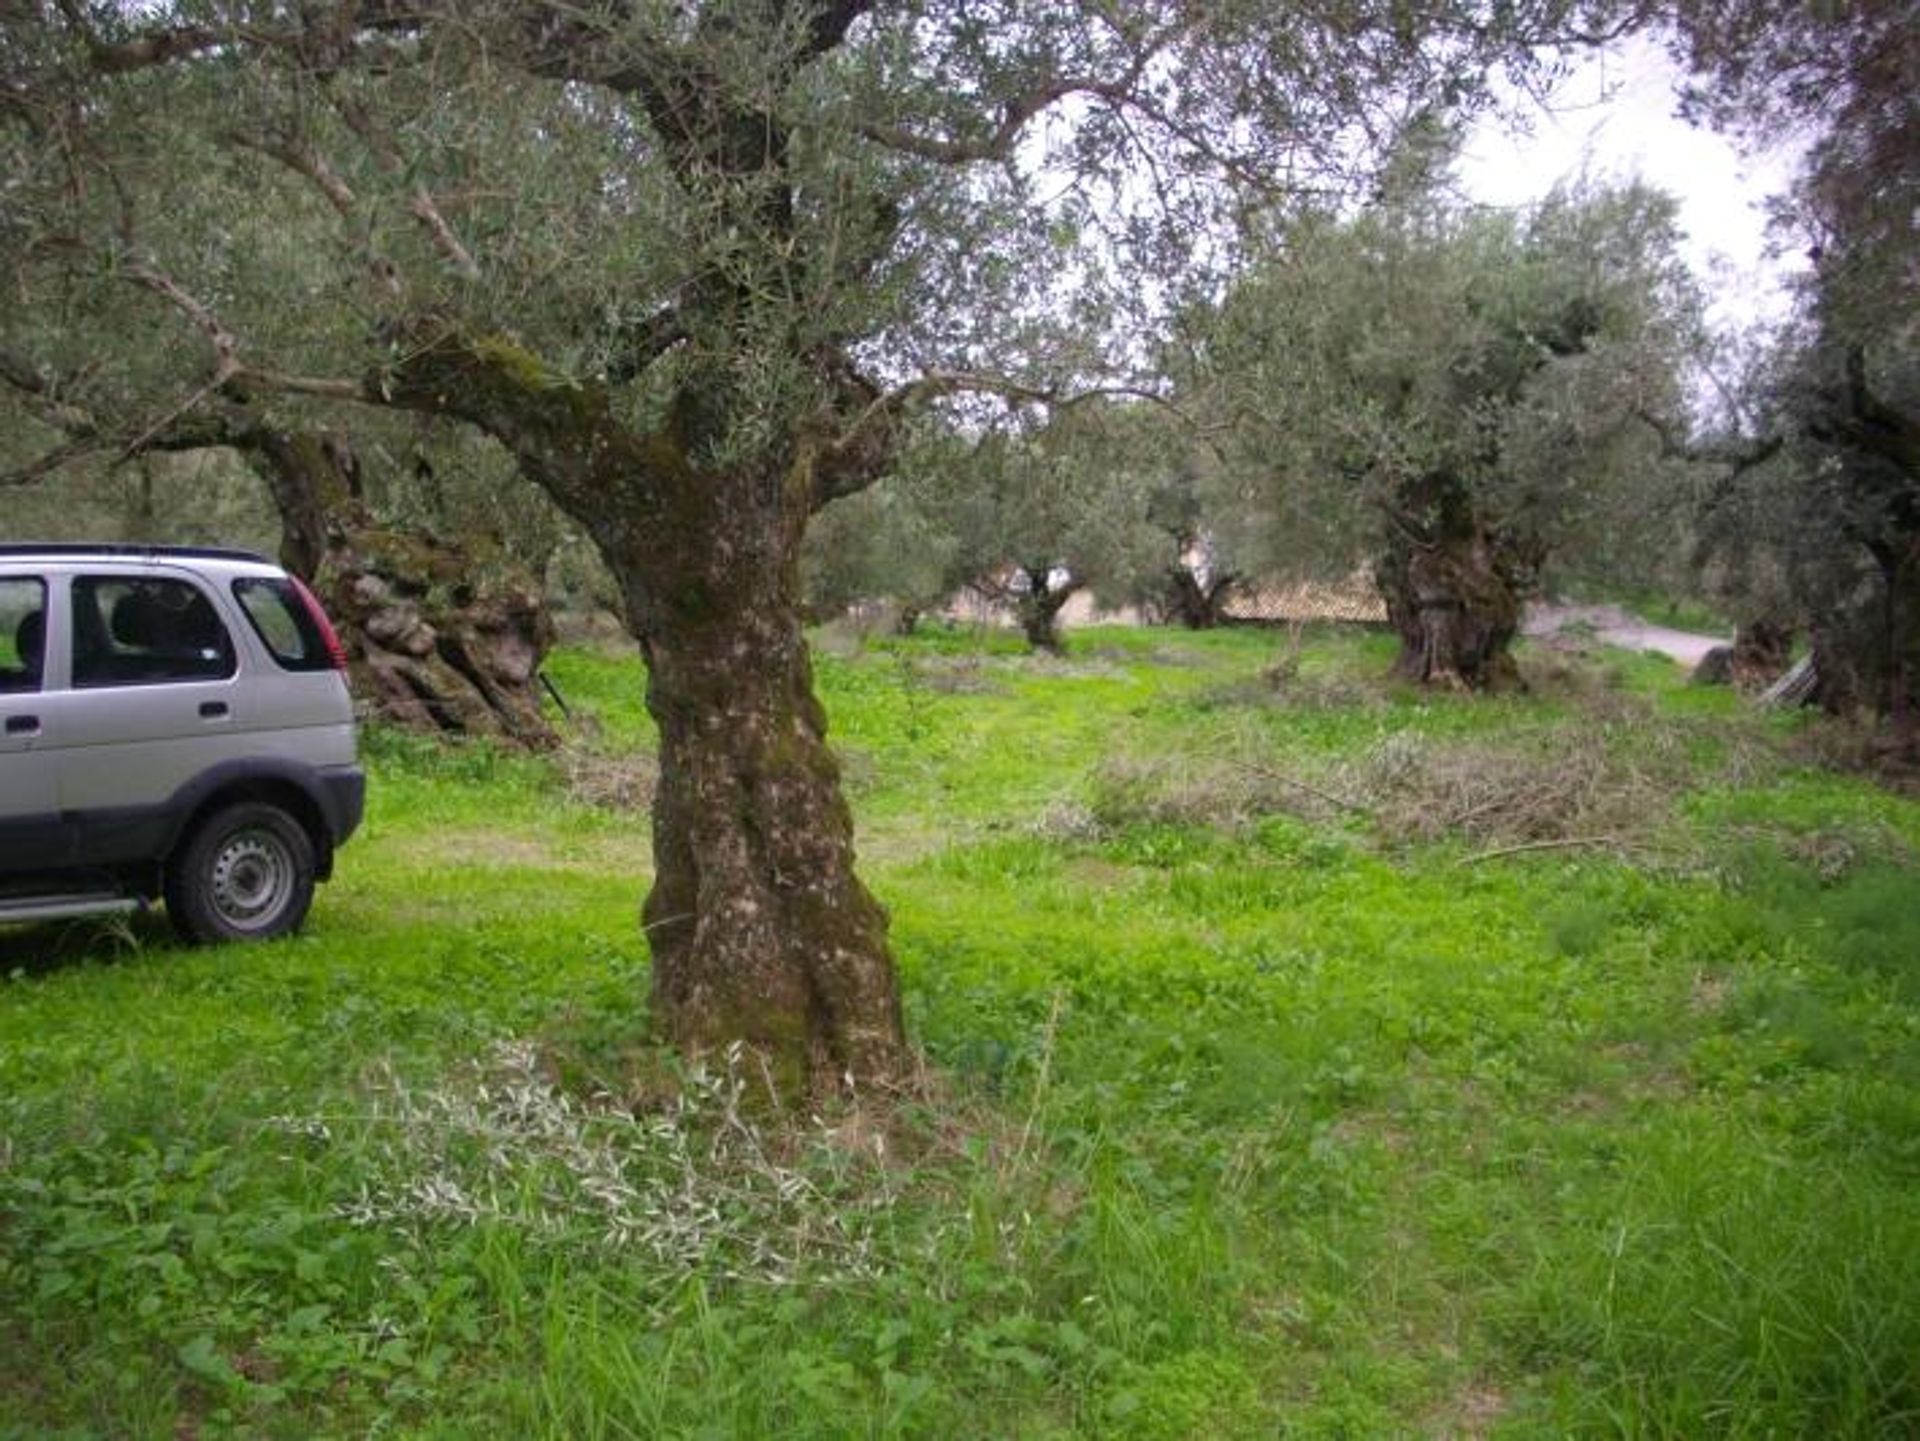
[327,87,482,281]
[1458,835,1636,866]
[856,61,1161,166]
[123,260,241,383]
[1834,346,1920,475]
[0,435,105,489]
[226,130,360,223]
[815,365,1199,510]
[0,339,267,487]
[54,0,235,73]
[855,79,1089,165]
[1634,406,1783,474]
[853,15,1188,168]
[798,0,879,64]
[0,347,99,436]
[604,305,688,385]
[232,369,376,403]
[53,0,421,75]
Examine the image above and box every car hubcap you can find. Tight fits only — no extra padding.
[210,830,292,929]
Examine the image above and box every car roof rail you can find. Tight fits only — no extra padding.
[0,543,273,564]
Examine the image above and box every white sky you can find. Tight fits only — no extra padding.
[1457,34,1809,334]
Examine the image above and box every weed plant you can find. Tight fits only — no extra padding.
[2,626,1916,1436]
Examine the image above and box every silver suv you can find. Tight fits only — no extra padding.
[0,545,363,942]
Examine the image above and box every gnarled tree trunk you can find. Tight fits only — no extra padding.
[601,459,905,1097]
[1812,536,1920,743]
[1163,564,1239,630]
[1376,479,1532,691]
[632,576,902,1096]
[1016,567,1080,653]
[245,429,559,749]
[1730,618,1794,691]
[1804,349,1920,743]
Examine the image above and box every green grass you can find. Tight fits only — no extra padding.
[4,625,1918,1437]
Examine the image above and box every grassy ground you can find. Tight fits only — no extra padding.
[3,624,1917,1438]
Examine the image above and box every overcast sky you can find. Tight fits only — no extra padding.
[1457,34,1809,334]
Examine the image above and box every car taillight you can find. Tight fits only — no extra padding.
[289,576,350,673]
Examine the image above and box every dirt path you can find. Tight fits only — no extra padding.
[1523,603,1730,669]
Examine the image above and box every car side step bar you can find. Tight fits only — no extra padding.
[0,894,143,925]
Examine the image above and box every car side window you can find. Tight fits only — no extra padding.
[71,576,237,687]
[0,577,47,694]
[232,577,334,672]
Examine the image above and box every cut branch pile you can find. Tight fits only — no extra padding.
[1075,692,1788,869]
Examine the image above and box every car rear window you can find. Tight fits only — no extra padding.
[232,577,335,672]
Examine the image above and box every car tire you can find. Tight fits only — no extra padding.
[165,802,316,944]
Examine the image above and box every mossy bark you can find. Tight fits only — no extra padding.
[635,581,903,1094]
[613,465,906,1096]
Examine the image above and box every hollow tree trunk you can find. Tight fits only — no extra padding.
[1376,480,1531,692]
[245,429,559,748]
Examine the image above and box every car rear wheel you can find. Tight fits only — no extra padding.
[166,802,316,943]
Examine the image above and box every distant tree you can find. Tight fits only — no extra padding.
[807,406,1245,638]
[936,407,1164,652]
[1136,456,1249,629]
[803,459,960,634]
[1193,180,1704,688]
[1077,406,1251,630]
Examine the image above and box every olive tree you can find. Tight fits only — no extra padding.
[1134,455,1254,630]
[0,368,566,745]
[811,404,1238,643]
[1193,180,1703,688]
[1,0,1639,1095]
[931,407,1168,652]
[1070,405,1252,630]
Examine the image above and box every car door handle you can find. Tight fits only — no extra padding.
[199,701,230,720]
[4,714,39,736]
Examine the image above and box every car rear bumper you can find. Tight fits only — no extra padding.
[320,765,366,847]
